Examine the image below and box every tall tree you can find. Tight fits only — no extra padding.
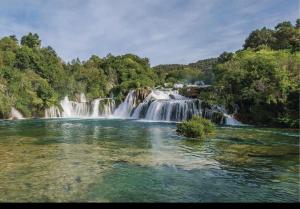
[273,21,298,50]
[21,32,41,48]
[243,27,275,49]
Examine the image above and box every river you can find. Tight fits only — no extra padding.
[0,118,298,202]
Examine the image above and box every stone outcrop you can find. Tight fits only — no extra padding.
[134,87,152,104]
[179,86,213,98]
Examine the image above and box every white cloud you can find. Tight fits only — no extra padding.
[0,0,298,66]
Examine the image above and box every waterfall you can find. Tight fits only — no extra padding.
[91,99,100,118]
[147,89,186,100]
[132,99,201,121]
[60,96,73,117]
[114,89,243,125]
[60,96,90,118]
[80,93,87,103]
[114,89,199,121]
[43,90,243,125]
[11,107,24,119]
[92,98,115,117]
[45,93,115,118]
[113,90,137,118]
[45,106,61,118]
[224,114,243,126]
[100,99,115,116]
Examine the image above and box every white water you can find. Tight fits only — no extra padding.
[224,114,243,126]
[11,107,24,119]
[147,90,186,100]
[45,94,115,118]
[115,89,200,121]
[100,99,115,116]
[113,90,137,118]
[91,98,115,117]
[79,93,87,103]
[45,106,61,118]
[115,89,242,125]
[132,99,202,121]
[91,99,100,118]
[43,90,242,125]
[60,96,89,118]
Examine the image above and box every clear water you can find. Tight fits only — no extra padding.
[0,119,299,202]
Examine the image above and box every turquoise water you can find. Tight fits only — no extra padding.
[0,118,299,202]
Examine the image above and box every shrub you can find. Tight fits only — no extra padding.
[176,115,215,139]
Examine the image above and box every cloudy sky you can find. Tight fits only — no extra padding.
[0,0,298,66]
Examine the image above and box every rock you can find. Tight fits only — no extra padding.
[134,88,151,104]
[75,176,82,183]
[179,86,213,98]
[169,94,176,99]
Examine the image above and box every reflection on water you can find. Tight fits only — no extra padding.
[0,119,299,202]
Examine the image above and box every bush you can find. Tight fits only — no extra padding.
[176,116,215,139]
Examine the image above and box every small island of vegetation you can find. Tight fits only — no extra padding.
[176,116,216,140]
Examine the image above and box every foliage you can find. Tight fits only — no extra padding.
[214,49,299,128]
[176,116,215,139]
[153,58,217,85]
[0,34,158,118]
[20,32,41,48]
[243,19,300,53]
[0,19,299,129]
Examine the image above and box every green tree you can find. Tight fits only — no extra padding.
[214,49,299,127]
[21,32,41,48]
[243,27,275,49]
[273,21,299,51]
[218,52,234,63]
[296,19,300,29]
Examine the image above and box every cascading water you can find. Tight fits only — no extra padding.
[99,99,115,116]
[91,98,115,117]
[113,90,137,118]
[10,107,24,120]
[45,106,61,118]
[45,94,116,118]
[114,89,196,121]
[60,96,90,118]
[43,91,242,125]
[224,114,243,126]
[79,93,87,103]
[114,89,242,125]
[132,99,202,121]
[91,99,100,118]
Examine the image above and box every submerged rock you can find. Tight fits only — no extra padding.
[75,176,82,183]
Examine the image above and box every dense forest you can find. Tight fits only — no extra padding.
[0,19,299,128]
[154,58,218,85]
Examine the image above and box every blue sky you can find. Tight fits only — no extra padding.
[0,0,298,66]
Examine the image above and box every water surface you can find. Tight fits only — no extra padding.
[0,119,299,202]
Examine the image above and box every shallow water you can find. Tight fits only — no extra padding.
[0,119,299,202]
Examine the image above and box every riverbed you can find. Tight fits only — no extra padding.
[0,118,299,202]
